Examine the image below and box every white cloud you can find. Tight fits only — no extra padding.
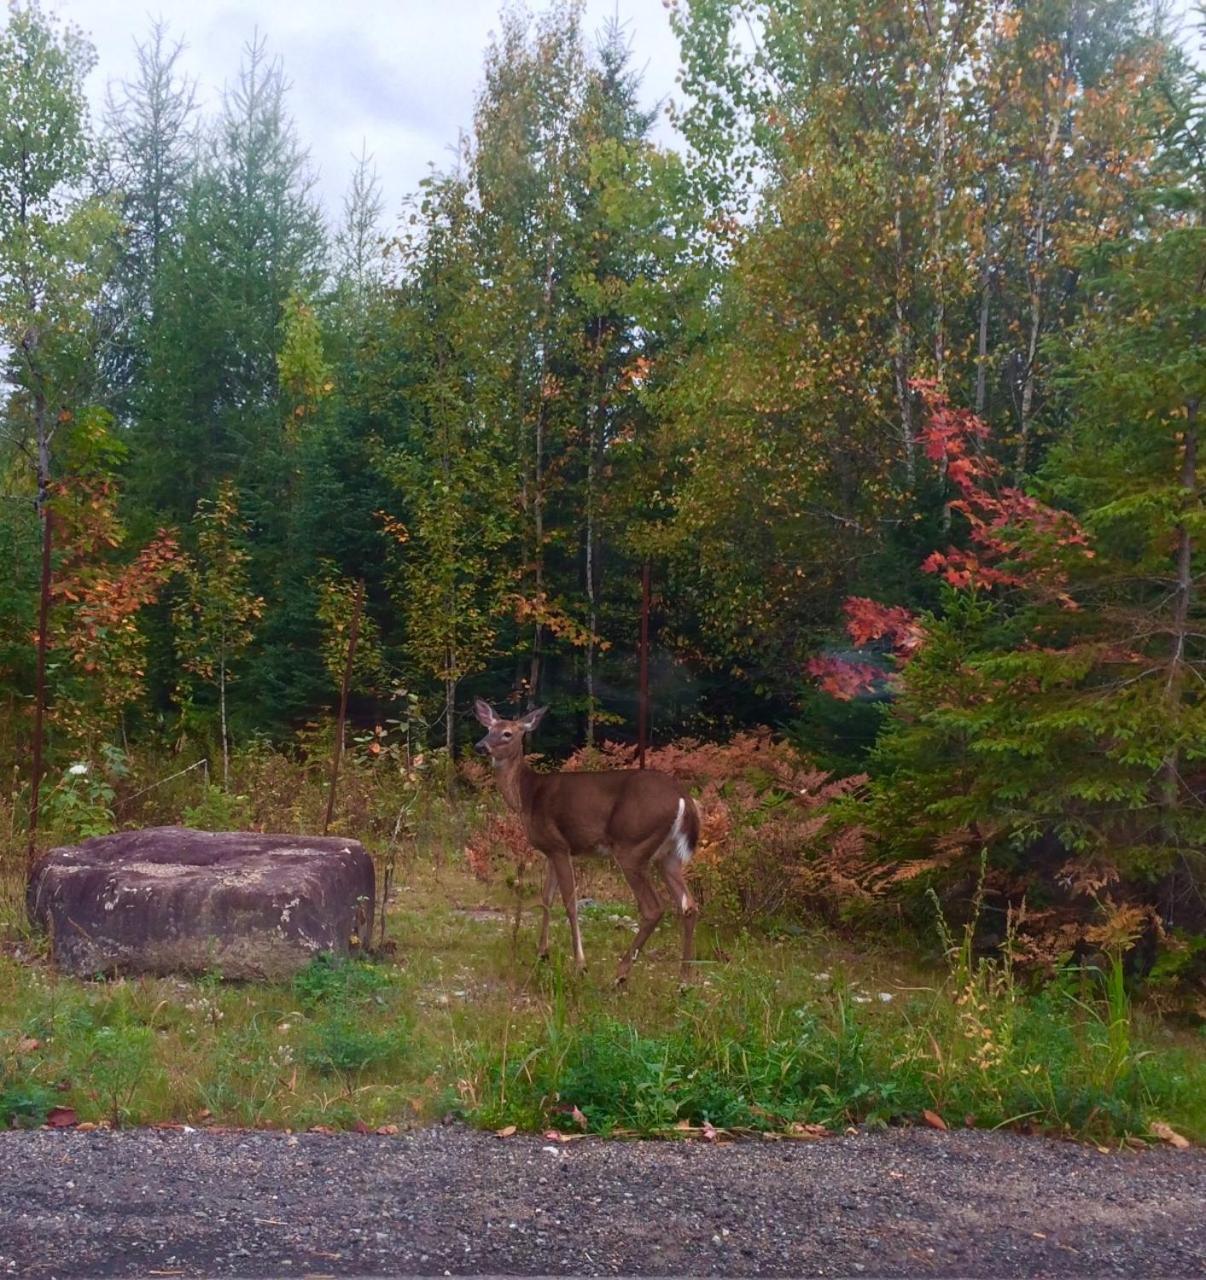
[43,0,684,226]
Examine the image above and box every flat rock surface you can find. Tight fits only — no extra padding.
[28,827,374,979]
[0,1125,1201,1278]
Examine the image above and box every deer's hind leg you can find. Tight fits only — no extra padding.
[657,848,699,985]
[614,839,671,984]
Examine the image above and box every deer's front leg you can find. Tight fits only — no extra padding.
[548,850,585,971]
[537,861,557,959]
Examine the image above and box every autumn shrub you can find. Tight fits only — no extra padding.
[808,386,1205,991]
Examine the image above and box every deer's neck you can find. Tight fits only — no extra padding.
[494,754,534,816]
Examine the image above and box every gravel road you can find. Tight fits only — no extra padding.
[0,1124,1201,1278]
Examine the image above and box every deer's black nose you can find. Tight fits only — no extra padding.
[475,739,489,756]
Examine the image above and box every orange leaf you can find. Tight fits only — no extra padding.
[922,1109,948,1131]
[1150,1122,1190,1150]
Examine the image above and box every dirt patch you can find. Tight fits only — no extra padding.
[0,1124,1200,1277]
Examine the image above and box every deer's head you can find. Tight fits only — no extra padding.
[474,699,547,764]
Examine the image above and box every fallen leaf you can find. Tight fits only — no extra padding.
[352,1120,372,1134]
[922,1109,948,1131]
[495,1124,517,1139]
[570,1105,588,1129]
[785,1122,830,1140]
[702,1121,719,1142]
[1150,1122,1190,1150]
[17,1037,40,1053]
[308,1124,336,1135]
[46,1107,77,1128]
[76,1122,97,1133]
[376,1124,399,1136]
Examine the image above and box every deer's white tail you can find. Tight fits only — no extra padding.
[661,797,699,865]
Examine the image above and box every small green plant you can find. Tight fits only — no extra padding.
[292,953,391,1008]
[302,1013,407,1086]
[78,1024,158,1127]
[0,1073,56,1129]
[183,785,252,832]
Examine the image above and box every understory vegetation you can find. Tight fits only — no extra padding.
[0,0,1202,1143]
[1,746,1202,1145]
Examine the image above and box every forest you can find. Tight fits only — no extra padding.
[0,0,1203,1021]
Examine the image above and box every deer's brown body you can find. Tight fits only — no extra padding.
[474,700,700,982]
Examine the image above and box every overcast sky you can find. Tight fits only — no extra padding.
[43,0,684,228]
[25,0,1206,231]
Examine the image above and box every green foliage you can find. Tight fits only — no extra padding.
[461,966,1199,1142]
[173,482,263,780]
[0,1073,56,1129]
[41,762,116,840]
[302,1014,407,1083]
[291,954,392,1009]
[0,0,1201,978]
[76,1023,158,1128]
[181,784,252,832]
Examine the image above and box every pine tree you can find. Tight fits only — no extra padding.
[102,18,198,410]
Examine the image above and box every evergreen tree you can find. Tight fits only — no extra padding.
[129,32,325,523]
[102,18,198,410]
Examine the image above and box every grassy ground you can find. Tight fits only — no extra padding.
[1,839,1202,1145]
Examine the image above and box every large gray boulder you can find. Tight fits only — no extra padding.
[27,827,375,979]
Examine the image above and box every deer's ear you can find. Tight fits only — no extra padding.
[473,698,497,727]
[519,705,548,734]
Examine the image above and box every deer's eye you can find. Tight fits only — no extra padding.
[501,731,513,740]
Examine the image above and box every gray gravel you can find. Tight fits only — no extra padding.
[0,1124,1201,1278]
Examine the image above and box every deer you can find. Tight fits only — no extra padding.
[473,699,700,984]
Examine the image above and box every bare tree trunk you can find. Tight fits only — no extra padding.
[1016,105,1062,479]
[445,670,456,759]
[585,436,597,745]
[584,328,603,746]
[931,58,948,385]
[1159,400,1198,925]
[637,562,650,769]
[219,653,229,790]
[528,241,557,709]
[28,404,52,870]
[893,193,915,487]
[975,260,992,418]
[323,579,364,836]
